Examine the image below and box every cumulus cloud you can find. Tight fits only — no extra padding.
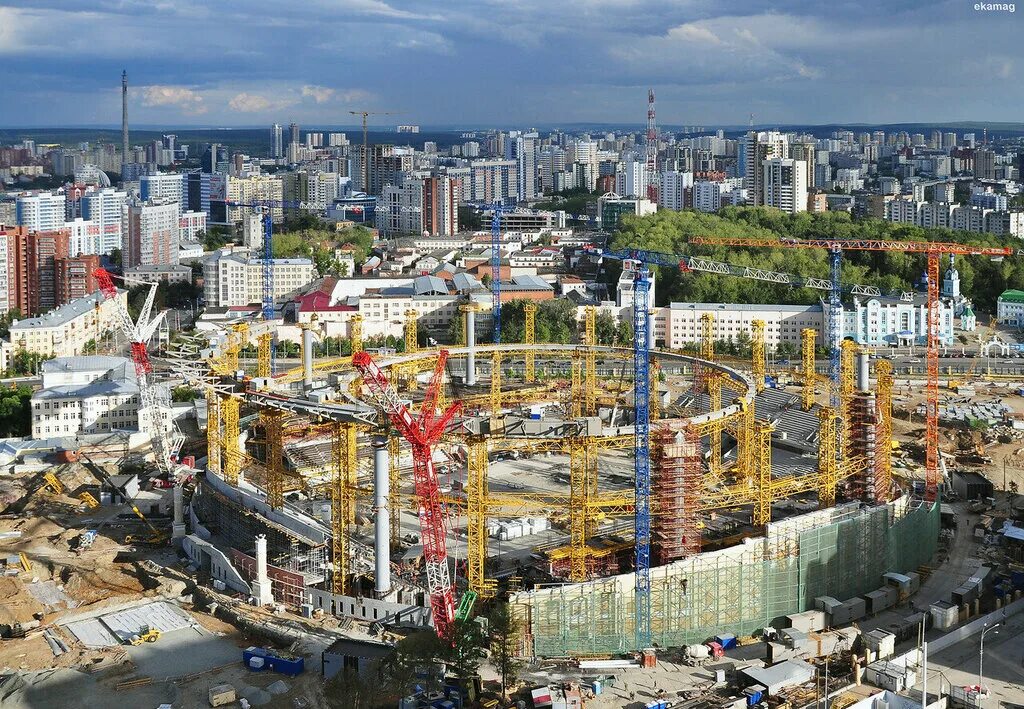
[227,93,273,112]
[142,85,207,114]
[301,85,336,104]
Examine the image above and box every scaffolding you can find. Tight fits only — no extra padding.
[649,357,661,421]
[222,395,241,486]
[874,359,894,504]
[751,320,766,393]
[515,497,939,657]
[817,407,839,508]
[264,409,285,509]
[523,303,537,382]
[848,392,877,502]
[652,427,702,565]
[802,328,816,411]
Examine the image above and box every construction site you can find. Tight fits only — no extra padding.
[6,235,1024,708]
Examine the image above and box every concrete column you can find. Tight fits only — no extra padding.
[857,352,870,391]
[302,327,314,389]
[466,308,477,386]
[373,435,391,594]
[171,484,186,539]
[251,534,274,605]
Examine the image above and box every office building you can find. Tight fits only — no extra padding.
[123,198,180,268]
[763,158,808,214]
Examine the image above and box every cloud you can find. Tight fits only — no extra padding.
[141,85,207,114]
[667,23,724,45]
[301,85,335,104]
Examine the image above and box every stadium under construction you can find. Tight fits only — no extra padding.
[170,301,939,657]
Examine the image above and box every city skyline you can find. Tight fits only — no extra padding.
[1,1,1021,127]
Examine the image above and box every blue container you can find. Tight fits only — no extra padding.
[715,633,738,650]
[242,646,305,676]
[744,688,764,705]
[1011,571,1024,589]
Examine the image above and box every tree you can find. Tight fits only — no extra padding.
[488,602,524,697]
[6,350,52,376]
[458,206,482,230]
[444,619,487,680]
[595,311,617,345]
[202,230,230,251]
[171,386,200,402]
[0,386,33,437]
[109,248,123,269]
[0,309,23,339]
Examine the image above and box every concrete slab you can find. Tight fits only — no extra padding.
[101,601,192,642]
[125,626,239,680]
[62,617,119,649]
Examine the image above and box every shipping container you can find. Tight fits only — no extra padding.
[715,633,738,650]
[242,646,304,676]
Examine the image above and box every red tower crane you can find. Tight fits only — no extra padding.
[93,267,180,477]
[352,349,461,639]
[689,236,1014,502]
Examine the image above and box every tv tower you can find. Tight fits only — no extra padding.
[646,89,658,202]
[121,70,129,170]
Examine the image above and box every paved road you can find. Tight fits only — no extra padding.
[927,608,1024,704]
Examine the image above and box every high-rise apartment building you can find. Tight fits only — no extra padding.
[140,173,185,215]
[744,131,789,206]
[763,158,808,214]
[25,229,71,314]
[54,254,100,305]
[16,192,66,232]
[975,149,996,179]
[422,176,460,236]
[615,161,648,199]
[659,171,693,211]
[788,142,817,188]
[123,198,179,268]
[468,160,518,204]
[289,123,300,146]
[513,132,539,201]
[81,187,127,255]
[272,124,284,158]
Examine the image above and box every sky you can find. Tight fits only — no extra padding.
[0,0,1021,128]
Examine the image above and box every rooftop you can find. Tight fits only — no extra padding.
[999,289,1024,304]
[11,291,119,330]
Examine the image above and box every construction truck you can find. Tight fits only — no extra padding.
[681,641,724,666]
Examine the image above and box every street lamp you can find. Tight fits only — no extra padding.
[979,622,1001,701]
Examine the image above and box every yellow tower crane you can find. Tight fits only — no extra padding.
[801,328,817,411]
[350,314,363,356]
[490,349,502,419]
[752,421,774,527]
[584,305,597,415]
[404,309,418,354]
[257,333,273,378]
[570,350,583,419]
[388,437,401,549]
[568,435,591,582]
[466,437,492,596]
[332,422,358,595]
[700,313,715,361]
[649,357,661,421]
[874,359,894,503]
[263,410,285,509]
[523,303,537,382]
[817,406,840,508]
[751,319,766,393]
[206,389,221,475]
[708,372,724,475]
[221,395,241,486]
[840,339,858,458]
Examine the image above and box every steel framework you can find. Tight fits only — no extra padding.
[874,359,894,504]
[491,350,502,419]
[688,235,1015,502]
[350,314,364,356]
[389,436,401,549]
[207,389,221,475]
[708,373,724,476]
[257,333,272,378]
[466,437,491,595]
[404,309,418,355]
[222,395,241,486]
[568,436,590,582]
[490,206,505,343]
[802,328,816,411]
[751,320,766,393]
[840,340,857,459]
[569,351,582,419]
[523,303,537,382]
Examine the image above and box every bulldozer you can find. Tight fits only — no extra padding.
[126,625,161,645]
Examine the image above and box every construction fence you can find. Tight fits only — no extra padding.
[512,496,939,657]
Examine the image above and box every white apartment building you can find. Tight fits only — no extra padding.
[140,173,185,215]
[31,356,151,439]
[468,160,518,204]
[16,191,66,232]
[81,187,128,254]
[179,210,207,241]
[887,198,1024,237]
[223,174,284,224]
[763,158,808,214]
[65,217,102,256]
[4,290,126,362]
[659,171,694,211]
[744,131,789,206]
[694,179,745,214]
[309,172,344,207]
[123,197,180,268]
[615,161,648,199]
[514,132,539,201]
[202,250,315,308]
[652,302,824,351]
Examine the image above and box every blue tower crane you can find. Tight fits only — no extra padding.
[629,259,653,650]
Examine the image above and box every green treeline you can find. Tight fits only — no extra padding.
[609,207,1024,312]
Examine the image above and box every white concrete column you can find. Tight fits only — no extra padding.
[302,327,314,389]
[466,308,477,386]
[857,351,870,391]
[171,484,186,539]
[373,435,391,595]
[251,534,274,605]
